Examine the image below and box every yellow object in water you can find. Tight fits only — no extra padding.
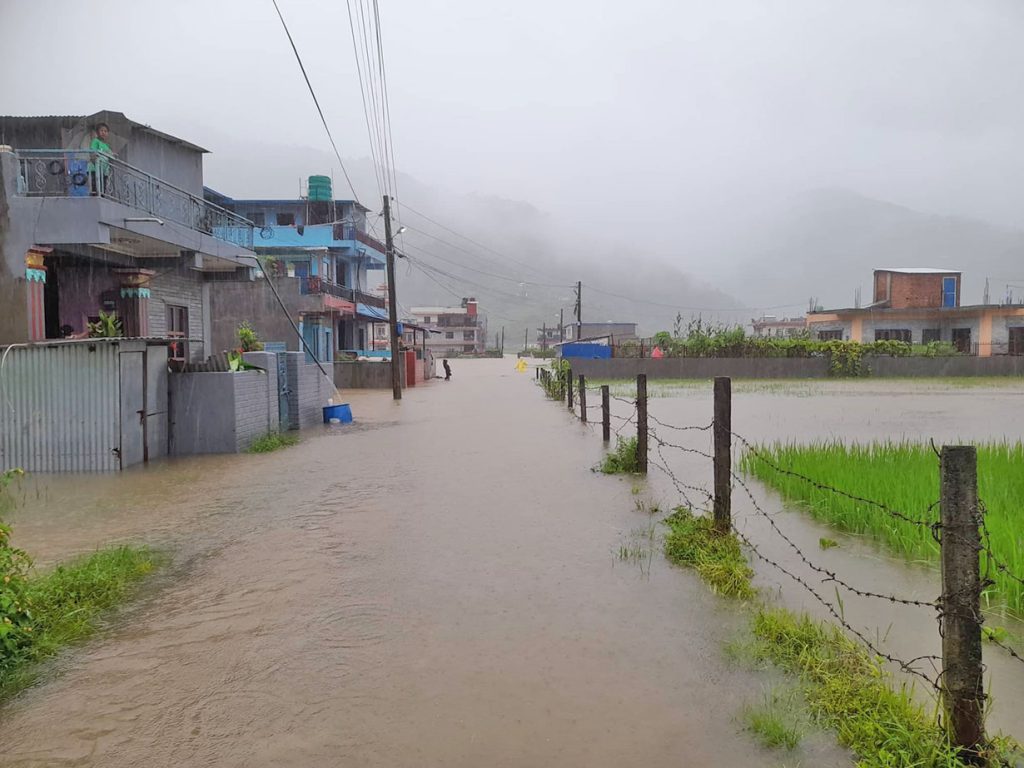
[515,359,528,373]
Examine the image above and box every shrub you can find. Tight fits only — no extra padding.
[237,322,264,352]
[600,437,640,474]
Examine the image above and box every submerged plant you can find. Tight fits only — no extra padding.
[600,437,641,475]
[662,507,755,599]
[248,432,299,453]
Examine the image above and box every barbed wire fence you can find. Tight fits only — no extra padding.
[534,364,1023,759]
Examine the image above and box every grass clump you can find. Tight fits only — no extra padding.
[747,607,1001,767]
[741,687,804,750]
[248,432,299,453]
[600,436,641,474]
[742,441,1024,614]
[662,507,755,599]
[1,545,161,699]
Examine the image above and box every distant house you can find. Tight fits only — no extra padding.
[204,181,388,363]
[536,326,562,348]
[564,322,637,342]
[751,315,807,338]
[408,298,488,355]
[807,268,1024,355]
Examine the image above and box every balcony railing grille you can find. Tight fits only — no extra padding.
[15,149,254,249]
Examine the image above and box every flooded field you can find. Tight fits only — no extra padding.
[616,376,1024,740]
[0,359,853,768]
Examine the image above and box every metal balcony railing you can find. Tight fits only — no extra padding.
[334,224,386,254]
[300,277,386,308]
[15,149,254,249]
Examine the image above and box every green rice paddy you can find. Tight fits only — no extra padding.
[742,442,1024,614]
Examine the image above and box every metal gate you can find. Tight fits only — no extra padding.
[277,352,290,430]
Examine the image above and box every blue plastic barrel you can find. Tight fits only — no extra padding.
[323,403,353,424]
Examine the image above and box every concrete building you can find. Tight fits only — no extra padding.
[0,111,255,361]
[564,322,637,342]
[204,185,388,363]
[536,325,562,348]
[408,298,488,355]
[807,268,1024,355]
[751,315,807,338]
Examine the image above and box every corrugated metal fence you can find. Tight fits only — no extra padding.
[0,342,121,472]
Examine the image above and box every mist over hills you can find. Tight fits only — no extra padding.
[202,136,1024,344]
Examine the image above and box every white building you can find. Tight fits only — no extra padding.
[408,298,488,355]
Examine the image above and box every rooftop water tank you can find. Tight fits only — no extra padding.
[308,174,332,201]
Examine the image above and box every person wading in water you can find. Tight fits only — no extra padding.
[442,359,452,381]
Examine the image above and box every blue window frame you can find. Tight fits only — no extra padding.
[942,276,957,308]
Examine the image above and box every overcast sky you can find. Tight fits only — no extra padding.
[4,0,1024,266]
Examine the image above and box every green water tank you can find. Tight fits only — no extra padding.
[308,174,333,201]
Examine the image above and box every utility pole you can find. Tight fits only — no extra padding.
[574,280,582,341]
[524,328,528,352]
[383,195,401,401]
[542,323,547,350]
[500,326,505,356]
[560,308,564,341]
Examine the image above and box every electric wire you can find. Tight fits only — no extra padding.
[270,0,360,203]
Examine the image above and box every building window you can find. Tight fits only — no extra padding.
[463,331,474,340]
[445,332,454,339]
[422,316,431,324]
[817,330,842,341]
[166,305,189,361]
[464,344,474,353]
[249,211,265,227]
[942,276,957,308]
[922,328,941,344]
[276,212,295,226]
[875,329,911,343]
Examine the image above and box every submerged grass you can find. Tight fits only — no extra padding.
[741,441,1024,614]
[749,607,988,768]
[248,432,300,453]
[1,545,162,699]
[662,507,756,599]
[599,436,641,474]
[741,686,805,751]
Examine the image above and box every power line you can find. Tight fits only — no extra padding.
[270,0,360,203]
[344,0,384,199]
[584,283,807,313]
[397,201,548,277]
[397,238,571,289]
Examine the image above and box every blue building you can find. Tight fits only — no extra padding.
[205,181,389,362]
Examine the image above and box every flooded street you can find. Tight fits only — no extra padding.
[0,359,827,768]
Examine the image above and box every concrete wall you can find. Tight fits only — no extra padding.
[123,130,204,197]
[169,370,275,454]
[568,357,830,379]
[333,356,407,389]
[148,268,207,361]
[208,277,304,356]
[284,352,333,429]
[567,356,1024,379]
[242,351,280,435]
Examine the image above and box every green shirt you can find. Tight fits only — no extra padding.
[88,137,112,174]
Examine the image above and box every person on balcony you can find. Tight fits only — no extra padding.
[88,123,115,194]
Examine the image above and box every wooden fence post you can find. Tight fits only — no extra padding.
[567,367,574,410]
[940,445,984,761]
[636,374,648,474]
[601,385,610,442]
[713,376,732,533]
[578,374,587,422]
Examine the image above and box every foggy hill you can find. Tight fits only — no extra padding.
[201,138,740,344]
[720,189,1024,311]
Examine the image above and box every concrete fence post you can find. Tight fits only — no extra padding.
[940,445,985,761]
[713,376,732,533]
[578,374,587,423]
[636,373,648,474]
[601,385,610,442]
[567,367,574,411]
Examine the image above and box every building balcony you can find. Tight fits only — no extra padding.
[10,149,254,267]
[299,276,386,309]
[251,222,386,264]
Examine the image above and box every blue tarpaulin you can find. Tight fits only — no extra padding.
[356,303,389,321]
[560,343,611,359]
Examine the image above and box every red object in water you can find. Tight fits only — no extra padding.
[651,346,665,359]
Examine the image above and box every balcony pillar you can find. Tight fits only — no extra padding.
[114,269,155,337]
[24,247,50,341]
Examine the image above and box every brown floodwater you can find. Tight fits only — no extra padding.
[0,359,860,768]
